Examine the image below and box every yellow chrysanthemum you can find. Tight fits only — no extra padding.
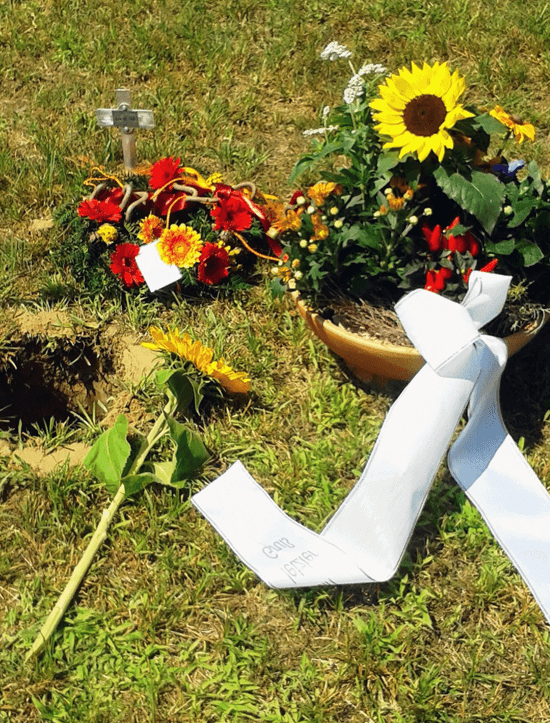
[370,61,474,162]
[489,106,535,144]
[310,213,329,241]
[307,182,342,207]
[274,208,303,233]
[97,223,118,245]
[157,224,203,268]
[138,214,164,244]
[142,327,250,394]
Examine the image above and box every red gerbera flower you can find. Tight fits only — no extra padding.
[149,156,183,191]
[110,243,144,288]
[197,242,230,285]
[78,198,122,223]
[210,193,254,232]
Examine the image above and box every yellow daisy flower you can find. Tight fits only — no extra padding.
[370,61,474,162]
[489,106,535,143]
[138,214,164,244]
[142,327,251,394]
[157,224,203,268]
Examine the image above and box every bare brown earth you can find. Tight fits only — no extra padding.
[0,308,161,474]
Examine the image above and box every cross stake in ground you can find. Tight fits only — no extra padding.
[96,89,155,171]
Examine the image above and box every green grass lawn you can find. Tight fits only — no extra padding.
[2,1,550,721]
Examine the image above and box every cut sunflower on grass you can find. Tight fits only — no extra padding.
[142,326,251,396]
[271,47,550,338]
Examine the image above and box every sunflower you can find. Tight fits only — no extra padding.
[142,327,251,394]
[489,106,535,143]
[370,61,474,162]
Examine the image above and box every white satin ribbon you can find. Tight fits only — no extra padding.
[192,272,550,623]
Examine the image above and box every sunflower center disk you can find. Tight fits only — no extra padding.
[403,94,447,137]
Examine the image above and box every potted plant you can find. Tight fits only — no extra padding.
[268,44,550,381]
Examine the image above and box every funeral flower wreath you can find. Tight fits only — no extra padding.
[57,156,283,295]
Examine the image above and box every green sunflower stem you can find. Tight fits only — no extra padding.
[25,400,174,662]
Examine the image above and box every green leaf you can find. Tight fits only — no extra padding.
[121,472,161,496]
[485,238,516,255]
[377,152,401,174]
[166,417,210,486]
[474,113,507,135]
[84,414,131,495]
[516,239,543,266]
[288,141,344,185]
[527,160,544,194]
[149,461,177,486]
[164,369,194,413]
[288,155,315,186]
[270,277,286,298]
[508,198,536,228]
[433,167,505,234]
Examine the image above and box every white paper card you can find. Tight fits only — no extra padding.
[136,240,182,292]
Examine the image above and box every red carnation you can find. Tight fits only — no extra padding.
[78,198,122,223]
[149,156,183,191]
[210,194,254,232]
[197,242,230,285]
[110,243,144,288]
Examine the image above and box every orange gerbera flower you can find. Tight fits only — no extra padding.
[138,214,164,244]
[489,106,535,143]
[157,224,203,268]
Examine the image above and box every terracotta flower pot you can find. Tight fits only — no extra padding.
[292,292,549,384]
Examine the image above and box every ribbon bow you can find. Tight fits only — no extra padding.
[192,272,550,623]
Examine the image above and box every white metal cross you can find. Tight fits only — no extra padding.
[96,89,155,171]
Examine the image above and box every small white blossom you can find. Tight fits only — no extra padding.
[407,215,419,225]
[343,74,364,104]
[357,63,388,76]
[424,207,433,216]
[334,219,344,229]
[296,196,306,206]
[504,205,513,215]
[294,270,303,280]
[299,239,308,248]
[384,187,393,196]
[306,205,315,214]
[322,106,330,120]
[320,41,352,61]
[302,124,339,137]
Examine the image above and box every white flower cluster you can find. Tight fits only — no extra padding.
[343,74,364,104]
[302,125,339,136]
[343,62,388,104]
[357,63,388,76]
[320,41,352,61]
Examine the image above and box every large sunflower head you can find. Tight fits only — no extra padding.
[370,61,474,162]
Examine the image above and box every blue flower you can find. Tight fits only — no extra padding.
[492,159,525,181]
